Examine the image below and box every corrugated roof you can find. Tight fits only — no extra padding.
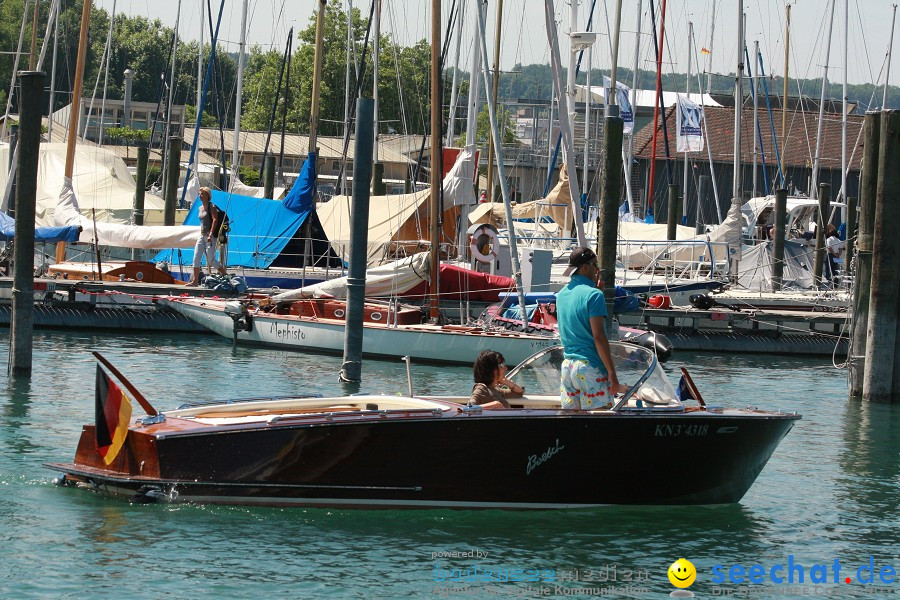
[194,128,414,165]
[632,105,864,170]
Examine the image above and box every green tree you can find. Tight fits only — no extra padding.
[457,105,517,148]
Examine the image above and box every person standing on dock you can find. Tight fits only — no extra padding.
[556,247,626,410]
[825,224,845,284]
[187,187,227,286]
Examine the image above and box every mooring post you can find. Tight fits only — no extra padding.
[813,183,831,284]
[8,71,44,377]
[133,144,148,226]
[263,154,275,199]
[164,136,181,226]
[340,98,375,386]
[863,110,900,403]
[598,111,624,333]
[666,184,681,241]
[371,161,386,196]
[696,175,709,234]
[772,188,788,292]
[850,112,879,398]
[7,124,17,216]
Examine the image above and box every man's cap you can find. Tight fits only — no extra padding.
[563,246,598,276]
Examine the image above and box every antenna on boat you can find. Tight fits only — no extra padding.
[91,352,159,416]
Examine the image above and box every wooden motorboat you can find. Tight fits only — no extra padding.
[47,343,799,508]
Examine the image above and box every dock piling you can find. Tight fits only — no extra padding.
[340,98,375,386]
[263,155,275,199]
[666,184,681,241]
[598,113,624,331]
[164,136,181,226]
[133,144,147,225]
[813,183,830,284]
[863,110,900,403]
[850,113,879,398]
[8,71,44,377]
[772,188,787,292]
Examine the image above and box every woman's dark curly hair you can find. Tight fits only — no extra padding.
[473,350,505,385]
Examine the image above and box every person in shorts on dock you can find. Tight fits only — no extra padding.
[469,350,524,409]
[556,247,626,410]
[825,224,845,284]
[187,187,227,286]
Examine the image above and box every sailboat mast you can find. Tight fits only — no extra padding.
[48,0,60,139]
[841,0,848,211]
[29,0,39,70]
[464,0,482,146]
[195,0,204,174]
[343,0,353,196]
[373,0,380,163]
[607,0,623,108]
[781,3,790,188]
[446,0,466,146]
[56,0,93,264]
[752,39,758,198]
[626,0,641,206]
[566,0,578,124]
[706,0,716,95]
[232,0,249,189]
[429,0,441,320]
[811,0,836,200]
[732,1,743,203]
[683,21,692,217]
[646,0,668,218]
[162,0,179,154]
[485,0,503,204]
[885,4,897,109]
[309,0,326,154]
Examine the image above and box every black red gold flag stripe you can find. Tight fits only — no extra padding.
[94,365,133,465]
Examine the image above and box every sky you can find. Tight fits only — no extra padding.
[101,0,900,90]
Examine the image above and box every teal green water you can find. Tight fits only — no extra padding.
[1,331,898,599]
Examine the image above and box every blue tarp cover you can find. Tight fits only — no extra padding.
[153,190,309,269]
[0,211,80,242]
[282,151,316,214]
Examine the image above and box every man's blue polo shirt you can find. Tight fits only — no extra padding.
[556,274,608,369]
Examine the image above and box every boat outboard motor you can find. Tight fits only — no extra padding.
[224,300,253,346]
[690,293,740,312]
[619,330,674,363]
[689,294,717,310]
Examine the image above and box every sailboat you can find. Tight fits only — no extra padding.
[161,0,558,366]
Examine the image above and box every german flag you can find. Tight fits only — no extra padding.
[95,365,133,464]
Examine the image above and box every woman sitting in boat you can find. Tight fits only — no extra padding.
[469,350,524,409]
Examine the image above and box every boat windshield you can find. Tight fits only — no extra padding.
[507,342,680,409]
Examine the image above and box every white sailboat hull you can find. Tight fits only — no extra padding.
[163,298,558,365]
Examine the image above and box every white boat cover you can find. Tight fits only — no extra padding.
[317,189,430,265]
[55,178,200,248]
[441,145,477,207]
[273,252,431,301]
[229,177,287,200]
[735,239,816,291]
[595,202,743,269]
[0,142,167,226]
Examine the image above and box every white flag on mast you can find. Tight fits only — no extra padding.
[603,77,634,134]
[676,94,705,152]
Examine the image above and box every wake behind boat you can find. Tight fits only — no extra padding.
[160,295,557,366]
[46,343,799,508]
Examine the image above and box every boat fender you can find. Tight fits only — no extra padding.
[469,224,499,264]
[132,485,166,504]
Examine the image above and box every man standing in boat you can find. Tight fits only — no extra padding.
[556,247,625,409]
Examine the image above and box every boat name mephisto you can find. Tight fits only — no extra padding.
[526,438,565,476]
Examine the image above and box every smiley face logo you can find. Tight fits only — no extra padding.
[668,558,697,588]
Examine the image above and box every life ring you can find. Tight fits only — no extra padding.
[469,224,499,264]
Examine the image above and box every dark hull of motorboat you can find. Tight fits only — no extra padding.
[49,411,797,509]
